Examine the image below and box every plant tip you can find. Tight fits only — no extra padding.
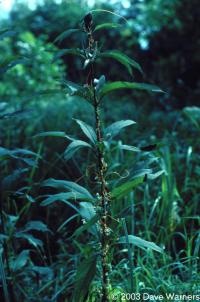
[84,12,93,31]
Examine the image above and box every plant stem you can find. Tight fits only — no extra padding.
[93,84,109,301]
[86,23,109,301]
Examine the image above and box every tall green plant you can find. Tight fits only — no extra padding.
[38,12,164,301]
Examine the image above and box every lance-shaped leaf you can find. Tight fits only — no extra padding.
[53,48,85,62]
[54,29,81,44]
[22,221,49,233]
[94,23,121,32]
[12,149,38,157]
[63,80,92,101]
[41,195,81,214]
[64,140,92,161]
[95,75,106,92]
[34,131,68,139]
[99,81,164,99]
[63,80,82,93]
[42,197,81,214]
[42,178,93,199]
[131,168,152,179]
[32,266,53,278]
[0,147,38,162]
[74,119,97,144]
[11,250,30,272]
[73,214,99,238]
[99,50,143,75]
[119,235,164,253]
[111,176,144,199]
[105,120,136,139]
[145,170,165,180]
[73,255,97,302]
[79,202,98,235]
[15,232,43,248]
[41,192,91,207]
[119,144,140,152]
[79,202,96,220]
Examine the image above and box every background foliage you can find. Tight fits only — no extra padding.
[0,0,199,301]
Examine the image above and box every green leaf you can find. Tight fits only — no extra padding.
[62,80,82,93]
[64,140,91,160]
[111,176,144,199]
[79,202,96,221]
[34,131,68,139]
[53,48,85,62]
[25,194,36,203]
[131,168,152,179]
[119,235,164,253]
[79,202,98,236]
[83,58,91,69]
[41,194,80,213]
[74,119,97,144]
[11,250,30,272]
[120,144,140,152]
[182,216,200,220]
[15,232,43,248]
[0,147,38,165]
[105,120,136,139]
[12,149,38,157]
[73,255,97,302]
[95,75,106,92]
[32,266,53,278]
[57,214,79,232]
[41,192,91,207]
[22,221,49,233]
[145,170,165,180]
[73,214,99,238]
[99,81,164,99]
[94,23,120,32]
[54,29,80,44]
[63,80,92,101]
[42,178,93,199]
[100,50,143,75]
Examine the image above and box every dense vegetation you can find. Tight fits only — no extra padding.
[0,0,199,301]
